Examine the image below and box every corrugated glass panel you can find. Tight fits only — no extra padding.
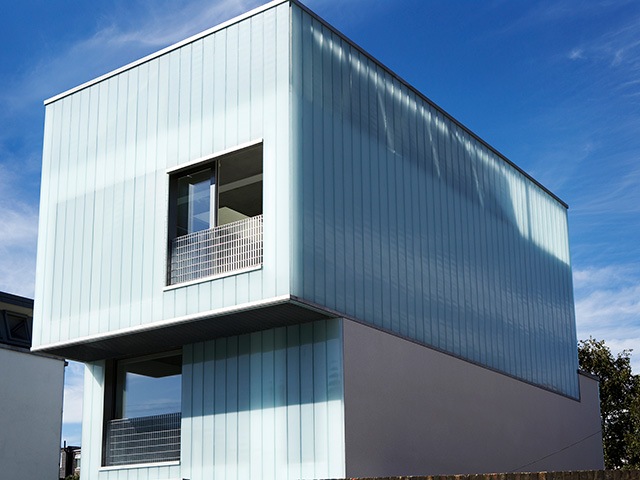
[181,319,345,480]
[291,5,579,398]
[34,2,291,350]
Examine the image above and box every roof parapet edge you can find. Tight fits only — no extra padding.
[0,291,33,309]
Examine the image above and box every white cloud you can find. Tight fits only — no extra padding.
[62,361,85,425]
[1,0,266,115]
[574,264,640,373]
[569,48,584,60]
[0,164,39,298]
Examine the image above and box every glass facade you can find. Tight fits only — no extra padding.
[291,6,579,398]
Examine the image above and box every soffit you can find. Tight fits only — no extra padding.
[38,300,332,362]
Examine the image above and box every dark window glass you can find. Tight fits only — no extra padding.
[176,168,213,236]
[3,312,31,347]
[115,353,182,419]
[104,352,182,466]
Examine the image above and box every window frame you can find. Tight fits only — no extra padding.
[0,310,32,348]
[166,140,264,287]
[102,350,183,467]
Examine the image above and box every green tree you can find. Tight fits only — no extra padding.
[578,337,640,469]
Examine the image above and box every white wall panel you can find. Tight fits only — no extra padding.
[0,348,64,480]
[290,4,579,397]
[181,319,345,480]
[34,2,292,349]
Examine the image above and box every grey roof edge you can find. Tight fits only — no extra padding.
[42,0,568,209]
[578,369,600,382]
[0,291,34,309]
[0,342,65,362]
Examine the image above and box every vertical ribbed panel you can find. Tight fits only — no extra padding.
[291,5,578,398]
[181,319,345,480]
[34,3,291,348]
[81,362,104,477]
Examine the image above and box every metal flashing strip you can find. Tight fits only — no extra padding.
[0,291,34,309]
[163,265,262,292]
[99,460,180,472]
[44,0,290,105]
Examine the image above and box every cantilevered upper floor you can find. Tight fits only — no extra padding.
[33,0,580,398]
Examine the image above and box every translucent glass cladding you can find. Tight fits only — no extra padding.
[34,1,292,349]
[291,5,579,398]
[181,319,345,480]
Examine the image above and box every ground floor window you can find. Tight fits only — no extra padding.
[103,351,182,466]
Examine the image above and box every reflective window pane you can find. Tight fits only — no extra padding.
[177,168,213,236]
[116,353,182,419]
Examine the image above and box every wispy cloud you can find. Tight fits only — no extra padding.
[568,48,584,60]
[0,163,39,297]
[1,0,265,114]
[60,361,84,446]
[62,361,85,425]
[563,12,640,98]
[574,265,640,373]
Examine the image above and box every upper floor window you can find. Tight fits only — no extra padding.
[167,143,264,285]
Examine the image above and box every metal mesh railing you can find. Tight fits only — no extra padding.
[168,214,263,285]
[104,412,181,466]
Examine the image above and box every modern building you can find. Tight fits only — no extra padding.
[0,291,65,479]
[33,1,604,479]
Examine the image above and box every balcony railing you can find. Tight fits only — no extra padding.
[104,412,181,466]
[168,214,263,285]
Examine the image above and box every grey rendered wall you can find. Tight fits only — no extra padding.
[0,347,64,479]
[34,2,291,350]
[342,320,603,477]
[290,3,578,398]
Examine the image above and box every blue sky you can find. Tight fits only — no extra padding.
[1,0,638,447]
